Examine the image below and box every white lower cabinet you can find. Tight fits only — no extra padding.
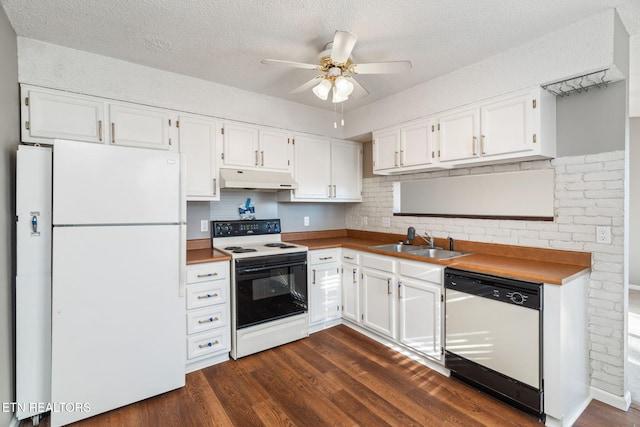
[341,250,360,323]
[185,261,230,372]
[308,249,342,331]
[361,254,396,339]
[397,260,444,361]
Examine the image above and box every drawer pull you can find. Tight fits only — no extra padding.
[197,293,218,299]
[197,272,218,278]
[198,317,219,324]
[199,340,219,349]
[344,256,354,260]
[319,256,333,261]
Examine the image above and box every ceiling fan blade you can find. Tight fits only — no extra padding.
[352,61,412,74]
[349,77,369,99]
[290,77,323,94]
[330,30,357,64]
[261,59,319,70]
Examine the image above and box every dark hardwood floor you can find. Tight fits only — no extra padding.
[21,325,640,426]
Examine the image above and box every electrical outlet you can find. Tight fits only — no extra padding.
[304,216,310,227]
[596,226,611,244]
[200,220,209,233]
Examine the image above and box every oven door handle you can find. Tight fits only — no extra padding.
[236,261,306,274]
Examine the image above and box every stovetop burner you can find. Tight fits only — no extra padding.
[225,246,243,250]
[264,243,297,249]
[232,248,258,253]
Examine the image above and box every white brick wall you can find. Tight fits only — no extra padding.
[346,150,626,396]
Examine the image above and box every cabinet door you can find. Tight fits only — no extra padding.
[309,263,341,325]
[372,128,400,172]
[24,88,105,144]
[179,116,219,200]
[331,140,362,201]
[341,264,360,323]
[401,119,435,167]
[481,93,534,157]
[109,103,171,150]
[438,107,480,162]
[362,268,395,339]
[398,279,442,361]
[293,135,332,199]
[222,123,259,168]
[259,129,292,172]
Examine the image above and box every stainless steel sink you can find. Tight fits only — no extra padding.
[371,243,470,259]
[372,243,427,253]
[409,248,470,260]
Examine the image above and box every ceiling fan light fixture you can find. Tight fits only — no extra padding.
[312,79,332,100]
[332,86,349,103]
[334,76,354,97]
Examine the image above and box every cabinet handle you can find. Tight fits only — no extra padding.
[387,278,391,295]
[319,256,333,261]
[213,178,217,196]
[197,293,218,299]
[312,269,316,284]
[261,151,264,166]
[344,256,354,260]
[98,120,103,141]
[332,185,336,198]
[198,340,219,349]
[398,282,402,300]
[198,317,219,324]
[327,185,331,197]
[254,150,259,166]
[472,136,477,156]
[400,150,404,166]
[481,134,486,155]
[352,268,357,284]
[394,151,399,167]
[111,123,115,143]
[197,273,218,278]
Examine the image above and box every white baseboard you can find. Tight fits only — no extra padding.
[590,386,632,411]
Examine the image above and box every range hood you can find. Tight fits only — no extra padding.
[219,168,298,190]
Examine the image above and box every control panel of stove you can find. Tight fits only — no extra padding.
[212,219,281,237]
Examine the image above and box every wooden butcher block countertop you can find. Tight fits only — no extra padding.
[283,229,591,285]
[186,239,231,264]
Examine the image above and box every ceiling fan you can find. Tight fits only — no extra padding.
[261,30,412,104]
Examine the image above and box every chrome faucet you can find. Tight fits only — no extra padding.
[419,232,435,248]
[407,227,435,248]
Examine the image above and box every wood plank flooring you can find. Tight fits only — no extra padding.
[21,325,640,426]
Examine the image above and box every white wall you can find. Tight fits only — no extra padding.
[630,117,640,285]
[16,38,343,139]
[344,9,625,139]
[0,7,18,427]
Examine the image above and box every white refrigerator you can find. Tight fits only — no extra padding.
[16,140,186,426]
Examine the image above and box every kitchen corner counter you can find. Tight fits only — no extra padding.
[186,239,232,264]
[284,230,590,286]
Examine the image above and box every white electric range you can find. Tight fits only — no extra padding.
[212,219,309,359]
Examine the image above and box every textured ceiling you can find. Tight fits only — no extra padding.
[1,0,639,112]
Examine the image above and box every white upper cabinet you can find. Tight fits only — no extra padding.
[438,107,481,163]
[109,103,174,151]
[372,118,436,174]
[178,115,219,201]
[221,122,291,172]
[21,85,177,151]
[279,134,362,202]
[372,86,556,175]
[21,85,106,145]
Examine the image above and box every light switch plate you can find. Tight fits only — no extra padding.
[200,220,209,232]
[304,216,310,227]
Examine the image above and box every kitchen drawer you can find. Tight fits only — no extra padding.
[362,254,396,273]
[399,260,443,284]
[342,250,359,265]
[187,262,227,284]
[186,281,227,309]
[309,249,340,265]
[187,305,228,335]
[187,329,229,359]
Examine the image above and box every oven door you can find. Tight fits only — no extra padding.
[234,252,308,329]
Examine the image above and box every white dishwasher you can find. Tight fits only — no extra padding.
[444,268,543,420]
